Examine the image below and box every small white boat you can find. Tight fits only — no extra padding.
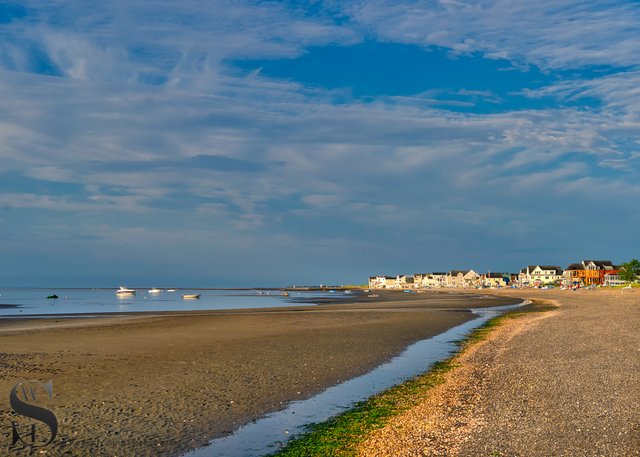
[182,293,200,299]
[166,289,176,292]
[116,286,136,295]
[148,288,162,294]
[281,291,289,297]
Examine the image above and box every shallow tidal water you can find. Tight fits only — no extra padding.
[0,288,339,316]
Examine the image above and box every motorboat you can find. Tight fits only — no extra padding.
[148,288,162,294]
[166,289,176,292]
[116,286,136,295]
[182,293,201,299]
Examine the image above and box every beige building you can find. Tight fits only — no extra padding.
[413,272,449,288]
[447,270,480,287]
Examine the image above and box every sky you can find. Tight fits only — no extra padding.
[1,1,639,287]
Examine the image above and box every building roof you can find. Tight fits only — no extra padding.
[532,265,563,274]
[583,260,614,268]
[566,263,584,270]
[486,272,506,278]
[538,265,562,271]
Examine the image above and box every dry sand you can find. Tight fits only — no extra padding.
[0,291,516,456]
[358,288,640,456]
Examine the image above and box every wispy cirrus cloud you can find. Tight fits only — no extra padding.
[343,0,640,70]
[1,0,358,85]
[521,69,640,115]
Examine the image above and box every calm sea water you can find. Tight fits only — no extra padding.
[0,288,345,317]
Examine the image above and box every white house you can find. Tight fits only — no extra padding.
[604,272,625,286]
[520,265,563,286]
[368,275,415,289]
[368,275,395,289]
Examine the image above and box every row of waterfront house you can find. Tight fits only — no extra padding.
[369,260,625,290]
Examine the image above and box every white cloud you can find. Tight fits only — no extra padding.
[343,0,640,70]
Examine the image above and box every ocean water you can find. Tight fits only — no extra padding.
[0,288,342,317]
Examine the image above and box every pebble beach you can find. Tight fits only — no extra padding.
[359,288,640,456]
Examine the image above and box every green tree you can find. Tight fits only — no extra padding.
[619,259,640,282]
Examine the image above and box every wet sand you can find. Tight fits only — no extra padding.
[359,288,640,456]
[0,291,517,456]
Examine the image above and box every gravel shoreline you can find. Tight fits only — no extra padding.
[359,288,640,456]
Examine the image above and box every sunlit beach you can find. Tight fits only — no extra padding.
[2,0,639,455]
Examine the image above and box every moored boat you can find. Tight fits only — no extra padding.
[148,288,162,294]
[182,293,200,299]
[116,286,136,295]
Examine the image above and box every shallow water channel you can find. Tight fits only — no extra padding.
[184,301,526,457]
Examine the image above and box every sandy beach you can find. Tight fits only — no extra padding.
[359,288,640,456]
[0,291,517,456]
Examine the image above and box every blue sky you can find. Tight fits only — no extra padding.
[1,1,639,287]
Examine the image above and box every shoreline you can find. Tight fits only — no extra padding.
[0,291,519,456]
[352,287,640,456]
[275,296,548,456]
